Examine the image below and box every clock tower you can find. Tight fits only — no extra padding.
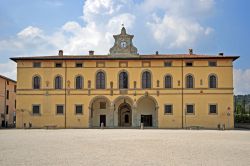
[109,27,138,56]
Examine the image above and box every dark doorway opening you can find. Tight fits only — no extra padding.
[1,120,5,127]
[141,115,152,127]
[100,115,106,127]
[125,114,129,123]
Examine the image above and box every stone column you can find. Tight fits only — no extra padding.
[154,106,159,128]
[109,107,115,128]
[132,104,137,127]
[109,102,115,128]
[88,107,92,128]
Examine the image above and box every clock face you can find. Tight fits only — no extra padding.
[120,41,127,48]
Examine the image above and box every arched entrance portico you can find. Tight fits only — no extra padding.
[113,96,134,127]
[136,95,158,127]
[118,103,132,127]
[88,96,112,127]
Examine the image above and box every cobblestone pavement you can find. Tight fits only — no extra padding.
[0,129,249,166]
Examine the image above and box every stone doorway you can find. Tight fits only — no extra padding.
[118,103,132,127]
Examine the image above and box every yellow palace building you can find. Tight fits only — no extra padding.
[11,27,239,129]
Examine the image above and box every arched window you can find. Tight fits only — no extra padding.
[119,72,128,89]
[164,75,172,88]
[55,76,63,89]
[96,71,105,89]
[75,75,83,89]
[142,71,151,89]
[33,76,41,89]
[209,74,217,88]
[186,74,194,88]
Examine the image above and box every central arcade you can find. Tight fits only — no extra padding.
[89,95,158,128]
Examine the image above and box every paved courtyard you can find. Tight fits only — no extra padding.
[0,129,249,166]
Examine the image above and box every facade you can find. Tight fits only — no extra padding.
[11,27,239,129]
[0,75,16,127]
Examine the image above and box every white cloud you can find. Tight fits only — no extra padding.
[140,0,215,17]
[234,69,250,95]
[147,14,213,48]
[107,13,135,32]
[62,22,82,34]
[17,26,44,39]
[0,61,17,80]
[144,0,214,48]
[0,0,218,80]
[1,0,216,55]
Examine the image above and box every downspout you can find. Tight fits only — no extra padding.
[181,59,184,129]
[64,60,67,128]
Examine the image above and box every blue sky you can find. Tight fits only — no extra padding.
[0,0,250,94]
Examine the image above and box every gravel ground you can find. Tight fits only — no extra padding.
[0,129,249,166]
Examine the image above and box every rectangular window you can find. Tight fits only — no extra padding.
[164,61,172,67]
[6,105,9,114]
[209,104,217,114]
[186,62,193,67]
[100,102,106,109]
[32,105,40,115]
[15,100,16,109]
[76,63,83,67]
[55,63,62,68]
[7,81,9,85]
[186,104,194,114]
[164,105,173,114]
[14,85,16,93]
[75,105,83,114]
[56,105,64,114]
[6,90,9,99]
[209,61,217,67]
[33,62,41,68]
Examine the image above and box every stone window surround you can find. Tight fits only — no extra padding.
[56,104,64,115]
[164,104,173,115]
[186,104,195,115]
[208,103,218,115]
[75,104,84,115]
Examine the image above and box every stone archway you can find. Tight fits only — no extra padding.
[88,96,112,128]
[118,103,132,127]
[112,96,134,127]
[136,95,158,127]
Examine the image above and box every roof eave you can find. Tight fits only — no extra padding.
[10,55,240,62]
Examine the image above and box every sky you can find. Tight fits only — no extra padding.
[0,0,250,94]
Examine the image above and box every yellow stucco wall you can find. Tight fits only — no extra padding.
[15,58,235,129]
[0,76,16,127]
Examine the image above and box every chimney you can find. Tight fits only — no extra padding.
[58,50,63,56]
[156,51,159,55]
[189,49,193,55]
[89,50,94,56]
[218,52,224,56]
